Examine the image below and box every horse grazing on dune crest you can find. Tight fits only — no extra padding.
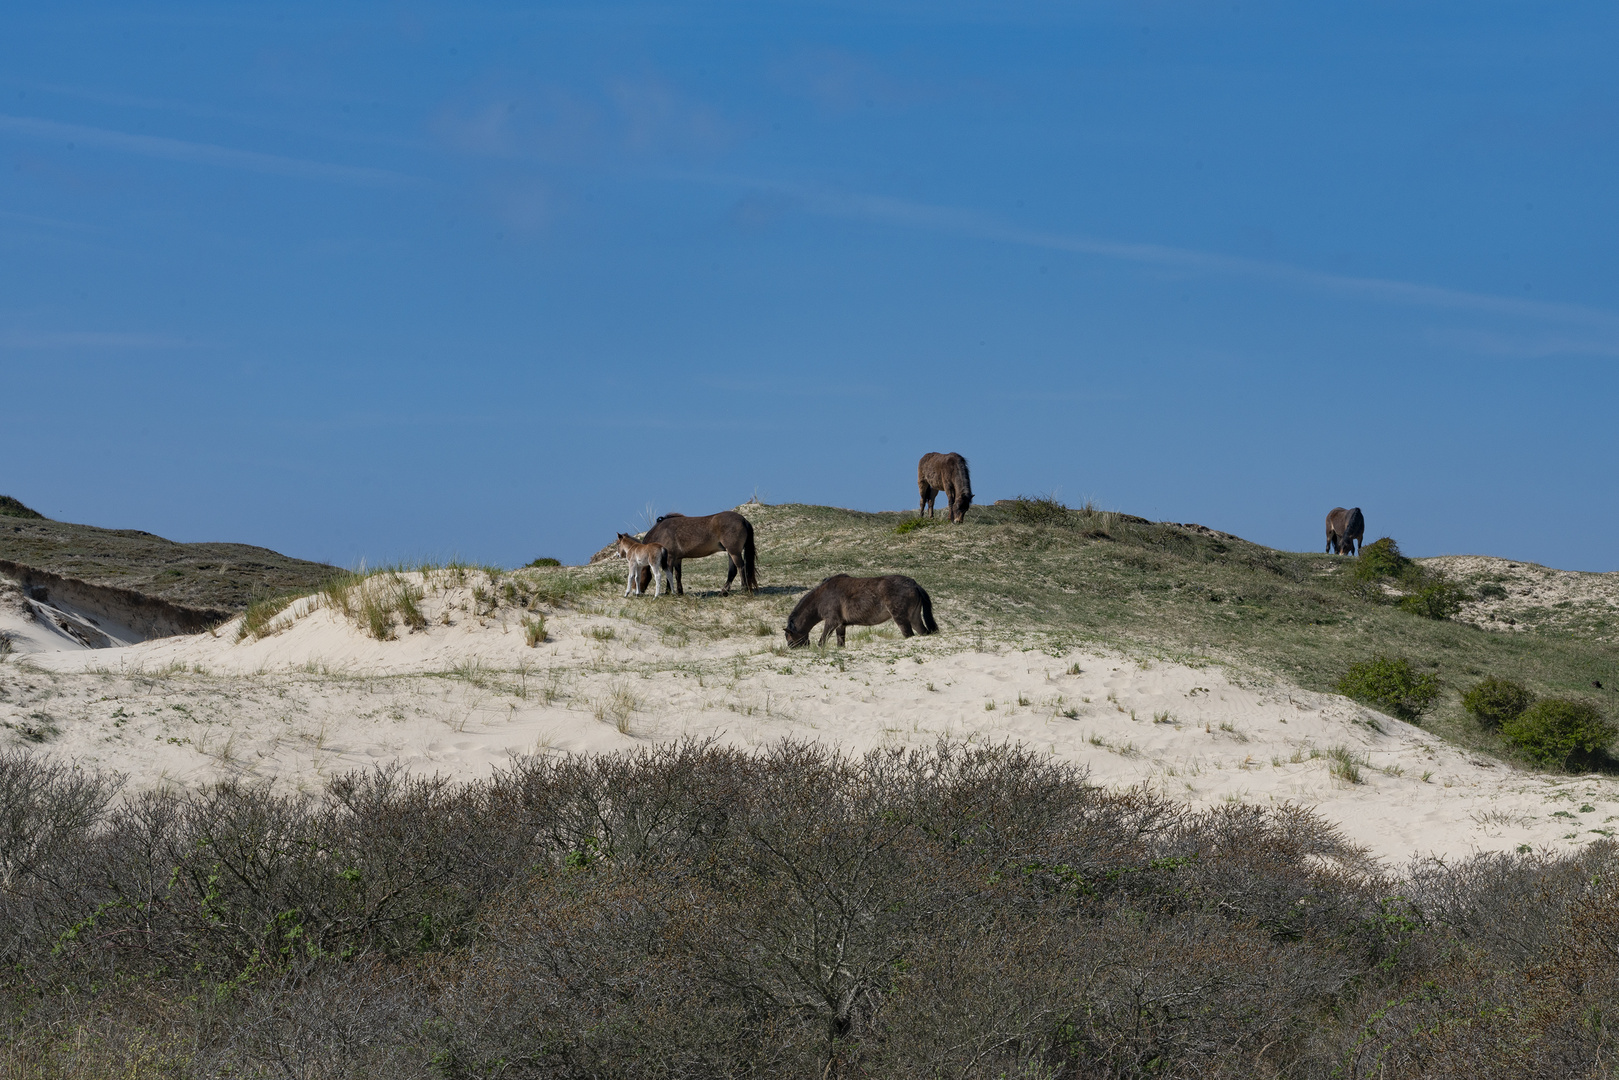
[616,533,672,597]
[1325,507,1365,555]
[637,511,758,596]
[918,452,973,524]
[785,574,937,648]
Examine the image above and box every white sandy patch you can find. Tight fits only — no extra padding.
[4,572,1617,864]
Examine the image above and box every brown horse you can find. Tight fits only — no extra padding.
[784,574,937,647]
[637,511,758,595]
[918,452,973,523]
[1325,507,1365,555]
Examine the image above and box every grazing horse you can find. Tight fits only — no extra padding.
[637,511,758,596]
[1325,507,1365,555]
[918,452,974,524]
[784,574,937,648]
[616,533,672,597]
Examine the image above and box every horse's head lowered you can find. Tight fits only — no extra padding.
[783,617,811,649]
[952,491,974,523]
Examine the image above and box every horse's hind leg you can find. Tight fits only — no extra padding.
[895,611,914,638]
[719,548,739,596]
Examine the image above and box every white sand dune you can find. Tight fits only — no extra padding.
[0,576,142,655]
[5,571,1617,865]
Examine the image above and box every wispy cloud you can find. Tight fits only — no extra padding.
[0,114,426,188]
[687,173,1619,337]
[0,330,193,349]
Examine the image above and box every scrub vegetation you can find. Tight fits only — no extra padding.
[2,741,1617,1078]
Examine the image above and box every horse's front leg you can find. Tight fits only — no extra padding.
[672,558,683,596]
[625,564,635,597]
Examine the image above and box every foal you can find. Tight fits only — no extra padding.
[616,533,672,598]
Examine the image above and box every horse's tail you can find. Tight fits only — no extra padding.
[742,526,758,593]
[918,585,937,634]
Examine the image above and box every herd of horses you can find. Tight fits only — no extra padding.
[608,452,1364,648]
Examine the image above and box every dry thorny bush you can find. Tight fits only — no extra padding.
[0,743,1617,1078]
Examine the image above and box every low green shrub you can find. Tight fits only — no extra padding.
[526,557,562,568]
[1501,699,1616,769]
[894,516,941,535]
[1354,537,1410,581]
[1400,579,1470,620]
[1462,677,1535,729]
[1336,656,1441,721]
[1003,494,1072,527]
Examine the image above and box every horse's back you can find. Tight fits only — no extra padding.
[919,451,968,485]
[648,509,753,557]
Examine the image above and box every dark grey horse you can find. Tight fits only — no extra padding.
[1325,507,1365,555]
[785,574,937,648]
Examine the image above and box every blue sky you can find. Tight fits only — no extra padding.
[3,2,1617,570]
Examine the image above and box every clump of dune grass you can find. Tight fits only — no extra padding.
[359,585,397,641]
[523,615,547,647]
[235,594,299,642]
[1326,744,1367,785]
[593,681,638,733]
[320,571,363,617]
[396,580,428,631]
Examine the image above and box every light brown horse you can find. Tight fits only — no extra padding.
[784,574,937,647]
[918,452,973,524]
[1325,507,1365,555]
[637,511,758,595]
[616,533,672,597]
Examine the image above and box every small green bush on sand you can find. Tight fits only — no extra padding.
[1462,677,1535,730]
[1336,656,1441,721]
[1400,579,1470,620]
[526,557,562,568]
[1354,537,1411,582]
[1501,699,1616,769]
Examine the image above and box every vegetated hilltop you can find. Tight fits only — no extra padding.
[0,495,337,613]
[728,500,1616,761]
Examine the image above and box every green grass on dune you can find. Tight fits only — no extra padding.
[710,502,1617,764]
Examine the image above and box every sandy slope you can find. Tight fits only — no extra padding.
[4,570,1618,865]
